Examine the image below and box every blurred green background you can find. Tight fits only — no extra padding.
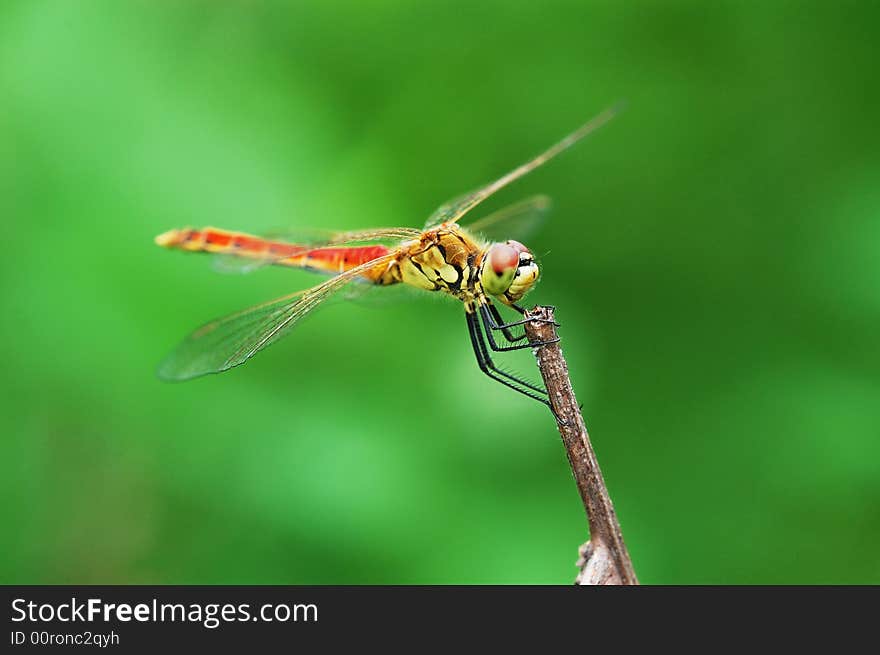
[2,0,878,584]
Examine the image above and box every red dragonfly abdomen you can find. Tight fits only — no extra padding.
[293,244,391,274]
[155,227,390,276]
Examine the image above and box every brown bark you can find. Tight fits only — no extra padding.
[524,306,638,585]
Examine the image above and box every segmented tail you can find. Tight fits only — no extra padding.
[155,227,390,275]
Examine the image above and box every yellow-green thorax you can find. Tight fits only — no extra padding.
[373,224,539,307]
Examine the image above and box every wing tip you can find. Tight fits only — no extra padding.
[533,194,553,210]
[608,99,628,117]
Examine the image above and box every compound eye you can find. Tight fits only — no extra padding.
[488,243,519,275]
[504,240,533,263]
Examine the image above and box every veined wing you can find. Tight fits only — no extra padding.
[461,195,552,243]
[424,104,620,229]
[263,226,423,246]
[158,250,400,380]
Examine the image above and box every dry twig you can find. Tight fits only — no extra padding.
[524,306,638,585]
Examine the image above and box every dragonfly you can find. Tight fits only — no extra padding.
[155,106,618,410]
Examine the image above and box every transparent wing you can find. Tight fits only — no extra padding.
[212,255,278,275]
[209,226,421,275]
[461,195,552,243]
[424,105,620,229]
[158,250,399,380]
[264,226,423,246]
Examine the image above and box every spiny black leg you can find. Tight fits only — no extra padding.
[487,302,528,342]
[467,311,568,425]
[468,311,548,396]
[466,311,549,402]
[479,304,560,352]
[510,302,561,328]
[481,301,559,333]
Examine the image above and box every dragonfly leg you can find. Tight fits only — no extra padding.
[482,301,559,334]
[511,303,556,314]
[510,303,560,326]
[478,303,560,352]
[466,311,549,401]
[467,311,569,425]
[486,302,529,342]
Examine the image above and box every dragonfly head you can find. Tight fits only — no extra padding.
[480,240,540,305]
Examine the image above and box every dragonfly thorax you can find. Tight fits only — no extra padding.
[479,240,540,306]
